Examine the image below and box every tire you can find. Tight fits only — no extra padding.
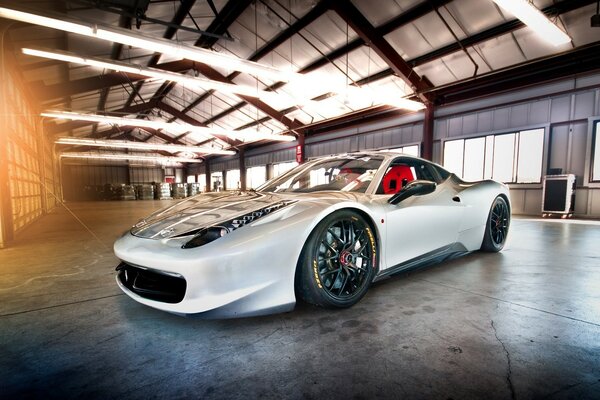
[296,210,377,308]
[481,196,510,252]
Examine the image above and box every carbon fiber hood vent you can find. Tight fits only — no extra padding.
[181,200,295,249]
[130,192,294,239]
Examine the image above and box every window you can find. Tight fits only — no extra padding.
[225,169,240,190]
[516,129,544,183]
[261,156,382,193]
[592,121,600,181]
[443,140,464,178]
[186,175,196,183]
[198,174,206,191]
[380,145,420,156]
[443,128,544,183]
[492,133,516,183]
[246,166,267,189]
[273,161,298,178]
[463,137,485,182]
[376,158,444,195]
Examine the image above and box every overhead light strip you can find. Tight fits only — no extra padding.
[55,137,236,155]
[23,47,425,112]
[60,152,204,163]
[42,111,296,142]
[22,48,291,102]
[492,0,571,46]
[6,6,426,111]
[0,6,298,83]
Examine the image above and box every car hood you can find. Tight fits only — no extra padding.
[130,191,285,239]
[130,190,369,239]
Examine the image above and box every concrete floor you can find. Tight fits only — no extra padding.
[1,201,599,400]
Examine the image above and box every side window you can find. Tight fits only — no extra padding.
[435,165,451,181]
[412,162,437,182]
[377,158,448,194]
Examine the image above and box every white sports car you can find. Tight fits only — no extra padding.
[114,152,510,318]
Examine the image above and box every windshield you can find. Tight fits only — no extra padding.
[259,155,384,193]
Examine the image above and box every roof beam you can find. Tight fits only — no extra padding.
[329,1,432,102]
[191,63,303,131]
[194,0,253,49]
[30,0,437,102]
[334,0,598,92]
[188,0,444,128]
[298,0,453,75]
[410,0,596,67]
[165,0,330,123]
[432,41,600,104]
[150,0,252,104]
[96,15,131,113]
[93,15,132,137]
[122,0,198,110]
[156,101,236,146]
[302,41,600,136]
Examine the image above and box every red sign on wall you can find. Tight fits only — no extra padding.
[296,145,303,163]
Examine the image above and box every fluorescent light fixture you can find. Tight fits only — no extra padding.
[60,152,204,163]
[7,7,425,112]
[492,0,571,45]
[55,137,235,155]
[22,48,293,102]
[43,111,296,142]
[0,6,297,82]
[24,47,424,112]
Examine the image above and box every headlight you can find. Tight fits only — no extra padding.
[181,200,295,249]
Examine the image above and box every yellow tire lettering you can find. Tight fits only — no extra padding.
[313,259,323,288]
[366,227,377,267]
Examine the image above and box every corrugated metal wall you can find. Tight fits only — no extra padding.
[434,80,600,216]
[0,61,58,245]
[129,167,164,184]
[246,148,296,167]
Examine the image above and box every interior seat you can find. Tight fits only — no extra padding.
[382,165,415,194]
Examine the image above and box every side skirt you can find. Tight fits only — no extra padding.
[373,242,469,282]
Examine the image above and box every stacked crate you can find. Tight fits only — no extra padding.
[135,184,155,200]
[187,183,202,196]
[171,183,188,199]
[155,183,172,200]
[114,184,136,200]
[103,183,118,200]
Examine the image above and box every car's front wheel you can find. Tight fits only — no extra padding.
[481,196,510,252]
[296,210,377,308]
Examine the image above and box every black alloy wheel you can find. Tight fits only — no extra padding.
[296,210,377,308]
[481,196,510,252]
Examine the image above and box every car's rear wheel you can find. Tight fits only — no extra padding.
[481,196,510,252]
[296,210,377,308]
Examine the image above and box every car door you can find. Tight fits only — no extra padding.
[380,159,465,270]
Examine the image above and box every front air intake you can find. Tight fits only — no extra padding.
[116,262,186,303]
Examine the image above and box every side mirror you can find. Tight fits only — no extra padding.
[388,180,436,205]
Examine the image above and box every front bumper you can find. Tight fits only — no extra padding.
[113,222,303,318]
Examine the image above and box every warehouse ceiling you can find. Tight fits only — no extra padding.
[3,0,600,163]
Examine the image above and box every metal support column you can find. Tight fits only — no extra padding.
[205,160,211,192]
[296,133,306,164]
[239,149,246,191]
[422,104,434,161]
